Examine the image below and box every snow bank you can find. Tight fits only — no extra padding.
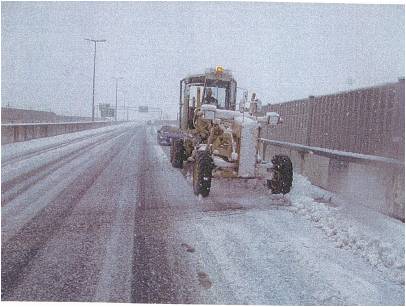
[285,174,405,285]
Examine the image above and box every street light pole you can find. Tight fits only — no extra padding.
[85,38,106,121]
[123,91,129,121]
[123,95,126,121]
[112,77,123,121]
[122,90,128,121]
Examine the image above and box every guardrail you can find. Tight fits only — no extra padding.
[259,138,404,168]
[1,121,113,145]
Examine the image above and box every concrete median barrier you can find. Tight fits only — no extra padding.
[1,121,114,145]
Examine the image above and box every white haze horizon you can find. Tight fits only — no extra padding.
[1,1,404,119]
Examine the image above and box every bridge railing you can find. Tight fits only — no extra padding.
[1,121,113,145]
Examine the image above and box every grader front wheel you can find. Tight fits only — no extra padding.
[268,155,293,194]
[193,151,213,197]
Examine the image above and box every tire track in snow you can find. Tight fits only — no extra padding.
[1,127,120,167]
[2,130,128,206]
[1,132,130,300]
[91,131,139,302]
[131,127,183,303]
[2,128,125,190]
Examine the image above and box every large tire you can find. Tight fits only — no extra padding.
[193,151,213,197]
[170,139,185,168]
[268,155,293,194]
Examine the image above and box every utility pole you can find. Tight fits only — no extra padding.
[85,38,106,121]
[112,77,123,121]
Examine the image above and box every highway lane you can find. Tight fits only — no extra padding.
[1,123,404,304]
[1,123,200,302]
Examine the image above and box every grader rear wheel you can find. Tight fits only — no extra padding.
[268,155,293,194]
[193,151,213,197]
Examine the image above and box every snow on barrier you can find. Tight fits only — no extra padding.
[1,121,114,145]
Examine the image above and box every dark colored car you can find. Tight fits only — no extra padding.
[157,125,179,146]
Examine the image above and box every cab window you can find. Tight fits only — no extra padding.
[205,86,226,109]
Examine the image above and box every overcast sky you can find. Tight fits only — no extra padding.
[1,1,404,119]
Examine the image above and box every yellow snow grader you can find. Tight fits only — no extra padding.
[170,66,293,197]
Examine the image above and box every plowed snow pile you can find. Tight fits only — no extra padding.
[286,174,405,285]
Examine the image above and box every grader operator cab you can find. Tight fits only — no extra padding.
[170,66,293,197]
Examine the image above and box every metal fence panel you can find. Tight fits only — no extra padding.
[266,80,404,160]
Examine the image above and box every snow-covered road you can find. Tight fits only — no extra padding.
[1,122,404,304]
